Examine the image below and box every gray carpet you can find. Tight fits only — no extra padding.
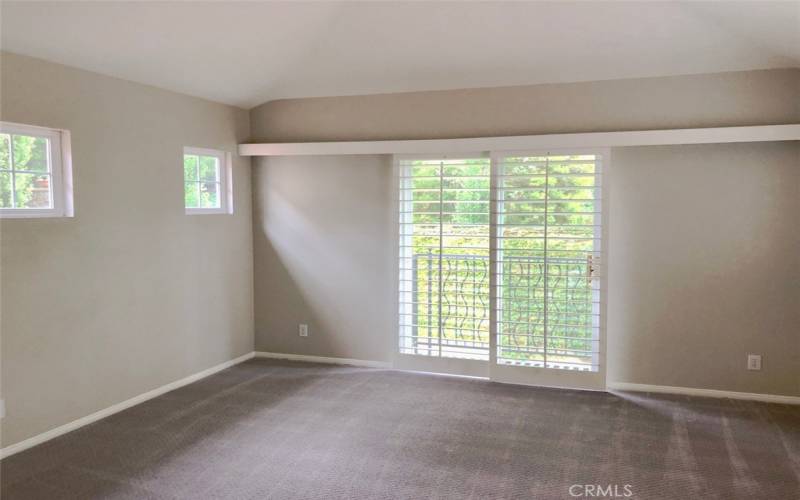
[1,359,799,500]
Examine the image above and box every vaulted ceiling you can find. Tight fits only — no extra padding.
[2,1,798,108]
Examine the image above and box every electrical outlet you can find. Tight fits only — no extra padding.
[0,399,5,419]
[747,354,761,371]
[299,324,308,337]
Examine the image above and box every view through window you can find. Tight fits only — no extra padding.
[495,153,601,371]
[398,153,602,372]
[183,147,229,214]
[398,157,491,360]
[1,130,56,211]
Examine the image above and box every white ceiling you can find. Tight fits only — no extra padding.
[2,1,798,109]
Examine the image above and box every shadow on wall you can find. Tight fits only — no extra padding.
[251,155,395,362]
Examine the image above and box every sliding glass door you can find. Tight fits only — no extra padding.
[397,156,491,376]
[490,151,605,389]
[397,151,605,389]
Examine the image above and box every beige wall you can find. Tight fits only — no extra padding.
[250,69,800,142]
[251,69,799,396]
[252,155,395,361]
[0,52,254,447]
[608,142,800,396]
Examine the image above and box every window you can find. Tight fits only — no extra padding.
[183,147,231,214]
[494,152,602,371]
[0,122,73,218]
[398,156,491,360]
[398,151,604,377]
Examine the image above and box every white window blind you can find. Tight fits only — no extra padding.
[398,152,603,373]
[398,157,491,360]
[494,153,602,371]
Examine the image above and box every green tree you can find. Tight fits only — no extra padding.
[406,155,599,367]
[0,133,49,208]
[184,154,220,208]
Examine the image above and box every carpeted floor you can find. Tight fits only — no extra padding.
[1,359,798,499]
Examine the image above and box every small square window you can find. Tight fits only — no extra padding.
[0,122,73,218]
[183,147,231,215]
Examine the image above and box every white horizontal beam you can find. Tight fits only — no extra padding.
[239,124,800,157]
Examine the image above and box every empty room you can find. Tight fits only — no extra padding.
[1,1,798,499]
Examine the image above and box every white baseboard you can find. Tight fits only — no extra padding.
[5,354,794,460]
[254,351,391,369]
[0,351,255,460]
[254,353,800,404]
[608,382,800,405]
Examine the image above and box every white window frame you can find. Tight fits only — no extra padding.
[0,121,74,219]
[183,146,233,215]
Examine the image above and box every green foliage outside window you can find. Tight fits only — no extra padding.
[184,154,221,209]
[0,133,51,209]
[406,156,598,368]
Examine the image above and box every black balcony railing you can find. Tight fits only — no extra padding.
[409,252,596,366]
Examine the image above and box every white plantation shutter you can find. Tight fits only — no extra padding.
[398,157,491,359]
[398,151,604,376]
[493,153,602,371]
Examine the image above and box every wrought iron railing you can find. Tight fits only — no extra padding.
[410,252,596,364]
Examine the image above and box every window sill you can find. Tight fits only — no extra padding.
[185,208,231,216]
[0,209,71,219]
